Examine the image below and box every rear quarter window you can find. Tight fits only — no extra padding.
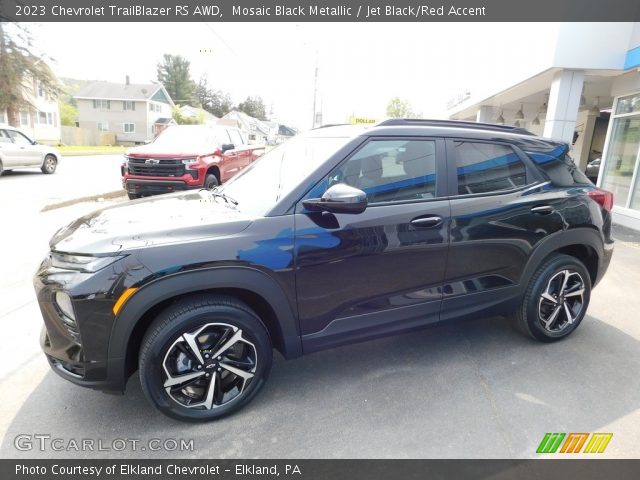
[525,146,591,186]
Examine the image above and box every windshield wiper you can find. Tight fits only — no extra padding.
[208,188,238,206]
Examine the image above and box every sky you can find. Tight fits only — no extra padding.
[21,22,555,130]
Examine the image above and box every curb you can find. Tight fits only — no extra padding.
[60,151,127,157]
[41,190,126,212]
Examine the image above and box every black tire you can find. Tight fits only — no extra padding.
[139,294,272,422]
[511,254,591,342]
[204,173,219,190]
[0,160,3,177]
[127,192,141,200]
[41,154,57,174]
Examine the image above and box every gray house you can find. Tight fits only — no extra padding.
[74,78,175,145]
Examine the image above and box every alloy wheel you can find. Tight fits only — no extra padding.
[44,156,56,173]
[162,323,257,410]
[537,269,586,333]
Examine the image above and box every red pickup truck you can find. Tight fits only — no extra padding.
[121,125,265,199]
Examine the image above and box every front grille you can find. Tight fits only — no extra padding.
[127,157,187,177]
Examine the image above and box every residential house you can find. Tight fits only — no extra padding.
[262,121,279,144]
[74,77,175,145]
[0,64,61,145]
[222,110,270,144]
[276,124,297,144]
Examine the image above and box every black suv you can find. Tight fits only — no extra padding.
[35,119,614,421]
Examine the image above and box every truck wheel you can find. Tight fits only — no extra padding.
[511,254,591,342]
[127,193,140,200]
[41,154,57,174]
[0,161,3,177]
[205,174,219,190]
[139,294,272,422]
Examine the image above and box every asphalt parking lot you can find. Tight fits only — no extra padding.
[1,167,639,459]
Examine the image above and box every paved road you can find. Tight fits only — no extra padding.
[0,154,124,213]
[0,173,639,458]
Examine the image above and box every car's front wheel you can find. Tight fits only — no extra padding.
[204,173,219,190]
[139,295,272,422]
[512,254,591,342]
[41,154,58,174]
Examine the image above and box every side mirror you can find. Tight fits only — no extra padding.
[302,183,368,214]
[221,143,235,153]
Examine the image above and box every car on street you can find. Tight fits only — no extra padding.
[586,157,601,183]
[0,125,60,176]
[35,119,613,422]
[121,124,265,199]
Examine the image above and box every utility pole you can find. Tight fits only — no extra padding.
[311,51,319,128]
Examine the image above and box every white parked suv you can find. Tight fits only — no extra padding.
[0,125,60,176]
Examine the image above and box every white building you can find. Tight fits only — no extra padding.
[0,71,61,145]
[447,23,640,230]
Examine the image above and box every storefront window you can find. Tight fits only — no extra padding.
[601,116,640,207]
[615,93,640,115]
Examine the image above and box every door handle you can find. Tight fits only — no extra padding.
[531,205,554,214]
[410,216,443,228]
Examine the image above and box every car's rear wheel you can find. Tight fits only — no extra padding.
[41,154,57,174]
[512,254,591,342]
[139,295,272,422]
[204,173,219,190]
[127,193,141,200]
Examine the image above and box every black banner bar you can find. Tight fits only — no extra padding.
[2,459,640,480]
[1,0,640,22]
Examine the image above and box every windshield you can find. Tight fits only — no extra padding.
[219,134,353,215]
[151,125,228,151]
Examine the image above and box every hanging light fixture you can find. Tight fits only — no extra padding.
[590,97,601,116]
[496,110,505,125]
[532,114,540,126]
[514,120,521,127]
[515,104,525,120]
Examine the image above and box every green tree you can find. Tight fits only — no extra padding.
[172,106,205,125]
[156,54,196,105]
[195,74,233,117]
[386,97,414,118]
[210,91,234,118]
[238,96,267,120]
[0,23,59,127]
[59,101,78,126]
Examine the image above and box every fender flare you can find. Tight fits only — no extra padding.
[519,227,604,290]
[108,266,302,377]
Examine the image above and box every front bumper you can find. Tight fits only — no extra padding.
[125,178,203,196]
[34,259,131,393]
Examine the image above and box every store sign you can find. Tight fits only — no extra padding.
[350,116,377,125]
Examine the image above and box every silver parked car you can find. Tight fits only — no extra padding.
[0,125,60,176]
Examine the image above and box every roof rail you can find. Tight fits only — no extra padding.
[376,118,534,135]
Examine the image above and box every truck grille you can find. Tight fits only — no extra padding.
[127,157,187,177]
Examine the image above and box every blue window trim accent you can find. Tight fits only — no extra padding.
[624,45,640,70]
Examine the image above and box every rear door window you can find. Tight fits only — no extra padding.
[453,141,527,195]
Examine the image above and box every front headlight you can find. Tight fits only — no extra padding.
[181,157,199,165]
[51,252,125,273]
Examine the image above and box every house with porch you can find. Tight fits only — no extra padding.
[74,77,175,145]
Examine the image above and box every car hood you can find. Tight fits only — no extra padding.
[126,144,212,158]
[50,190,252,255]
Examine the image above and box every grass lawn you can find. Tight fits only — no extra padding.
[58,145,127,156]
